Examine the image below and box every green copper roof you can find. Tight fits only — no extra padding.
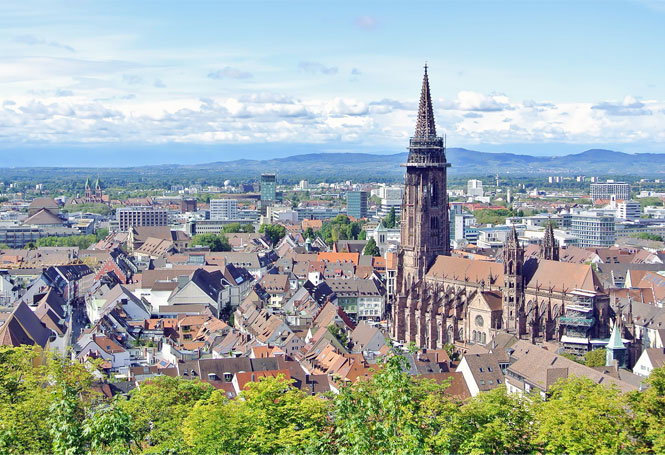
[607,323,625,350]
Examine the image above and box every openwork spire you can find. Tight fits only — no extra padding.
[414,64,437,139]
[543,219,555,249]
[506,225,520,247]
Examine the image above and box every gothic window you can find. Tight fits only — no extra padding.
[430,216,438,230]
[431,182,438,206]
[481,332,486,344]
[472,330,477,342]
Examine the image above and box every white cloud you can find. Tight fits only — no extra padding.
[1,90,665,150]
[207,67,253,80]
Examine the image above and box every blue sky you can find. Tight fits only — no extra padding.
[1,1,665,166]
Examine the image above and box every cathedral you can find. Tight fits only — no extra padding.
[391,68,614,353]
[67,178,109,206]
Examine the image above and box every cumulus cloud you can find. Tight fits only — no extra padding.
[298,61,338,75]
[450,91,513,112]
[2,90,665,150]
[591,95,652,116]
[207,67,253,80]
[354,16,378,29]
[14,34,75,52]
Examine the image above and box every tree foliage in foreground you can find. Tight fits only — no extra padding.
[2,345,665,454]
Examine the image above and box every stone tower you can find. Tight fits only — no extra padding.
[542,219,559,261]
[398,65,450,289]
[392,65,451,342]
[502,226,525,335]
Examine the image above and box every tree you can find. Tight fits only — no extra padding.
[83,398,136,455]
[584,348,607,367]
[118,376,213,453]
[332,355,453,455]
[191,233,231,251]
[221,222,255,234]
[435,387,534,455]
[259,224,286,245]
[627,367,665,452]
[532,377,634,454]
[363,237,380,256]
[382,207,397,229]
[183,375,330,454]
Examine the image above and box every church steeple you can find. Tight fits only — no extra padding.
[414,64,437,139]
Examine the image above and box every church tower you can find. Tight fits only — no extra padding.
[502,226,525,335]
[398,65,450,288]
[85,177,92,200]
[542,219,559,261]
[392,66,450,342]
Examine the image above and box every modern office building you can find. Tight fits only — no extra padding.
[260,173,277,203]
[590,181,630,202]
[376,186,403,217]
[616,200,641,221]
[347,191,368,219]
[117,206,168,232]
[467,179,484,197]
[210,199,239,221]
[570,211,615,247]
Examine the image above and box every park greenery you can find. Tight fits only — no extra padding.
[191,233,231,252]
[61,203,114,216]
[2,346,665,454]
[318,215,365,246]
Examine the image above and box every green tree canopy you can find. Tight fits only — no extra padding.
[259,224,287,245]
[191,233,231,251]
[363,237,380,256]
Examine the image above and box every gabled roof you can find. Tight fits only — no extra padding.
[0,301,52,348]
[524,258,603,294]
[23,209,64,226]
[427,255,503,285]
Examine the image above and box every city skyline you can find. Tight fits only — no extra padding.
[2,1,665,166]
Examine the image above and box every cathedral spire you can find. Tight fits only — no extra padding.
[542,217,559,261]
[414,64,437,139]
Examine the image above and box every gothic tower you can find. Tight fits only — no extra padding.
[502,226,525,335]
[95,178,102,200]
[392,65,450,342]
[541,219,559,261]
[398,65,450,288]
[85,177,92,200]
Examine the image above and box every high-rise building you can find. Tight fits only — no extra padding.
[590,181,630,202]
[347,191,368,219]
[570,211,615,247]
[378,186,403,217]
[467,179,484,197]
[260,173,276,203]
[209,199,239,220]
[117,206,168,232]
[616,200,641,221]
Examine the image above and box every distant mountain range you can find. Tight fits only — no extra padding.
[188,148,665,178]
[1,148,664,182]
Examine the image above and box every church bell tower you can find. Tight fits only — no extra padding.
[398,65,451,289]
